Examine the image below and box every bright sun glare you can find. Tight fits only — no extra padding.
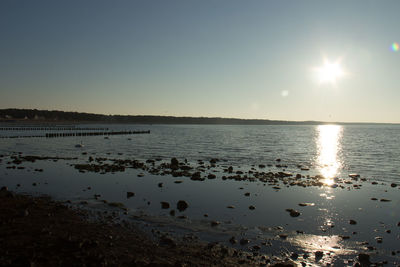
[314,58,345,85]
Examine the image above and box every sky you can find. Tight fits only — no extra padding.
[1,0,400,123]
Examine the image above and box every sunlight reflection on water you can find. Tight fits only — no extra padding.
[316,125,343,185]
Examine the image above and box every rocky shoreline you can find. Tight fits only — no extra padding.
[0,187,300,267]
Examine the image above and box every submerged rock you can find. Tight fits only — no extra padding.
[349,219,357,225]
[126,192,135,198]
[177,200,188,212]
[248,205,255,210]
[286,209,300,217]
[161,202,170,209]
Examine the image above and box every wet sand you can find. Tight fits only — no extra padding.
[0,187,294,267]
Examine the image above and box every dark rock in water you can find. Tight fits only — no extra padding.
[174,180,183,184]
[227,166,233,173]
[171,157,179,166]
[358,253,370,265]
[290,252,298,260]
[244,192,250,196]
[159,236,176,248]
[229,236,237,244]
[371,198,377,201]
[276,158,281,162]
[252,245,261,251]
[209,158,219,164]
[126,192,135,198]
[211,221,220,227]
[390,183,397,187]
[258,164,265,168]
[397,222,400,227]
[248,205,255,210]
[380,199,391,202]
[375,236,383,243]
[161,202,170,209]
[227,205,235,209]
[286,209,300,217]
[169,210,175,216]
[278,234,288,239]
[207,174,216,179]
[158,182,163,188]
[177,200,188,212]
[239,238,250,245]
[191,172,203,181]
[315,251,323,260]
[349,219,357,225]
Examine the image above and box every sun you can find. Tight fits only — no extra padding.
[314,58,345,85]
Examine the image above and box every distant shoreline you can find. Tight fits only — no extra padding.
[0,108,398,125]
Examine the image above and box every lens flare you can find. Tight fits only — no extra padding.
[392,42,399,52]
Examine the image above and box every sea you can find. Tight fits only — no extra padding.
[0,124,399,266]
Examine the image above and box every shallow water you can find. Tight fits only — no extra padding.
[0,123,399,265]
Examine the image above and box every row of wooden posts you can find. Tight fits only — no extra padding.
[0,130,150,139]
[45,130,150,138]
[0,127,109,131]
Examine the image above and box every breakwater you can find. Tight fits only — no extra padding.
[0,130,150,139]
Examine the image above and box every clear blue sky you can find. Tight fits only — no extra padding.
[1,0,399,123]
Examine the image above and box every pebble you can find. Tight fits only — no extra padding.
[177,200,188,212]
[248,205,255,210]
[126,192,135,198]
[161,202,170,209]
[349,219,357,225]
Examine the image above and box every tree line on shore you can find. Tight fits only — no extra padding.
[0,108,328,125]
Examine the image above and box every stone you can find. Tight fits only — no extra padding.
[207,173,216,179]
[240,238,250,245]
[248,205,255,210]
[349,219,357,225]
[229,236,237,244]
[177,200,188,212]
[211,221,220,227]
[161,202,170,209]
[158,182,163,187]
[126,192,135,198]
[358,253,370,265]
[286,209,300,217]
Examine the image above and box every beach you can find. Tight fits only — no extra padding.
[0,124,399,266]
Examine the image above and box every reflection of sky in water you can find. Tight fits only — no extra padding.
[316,125,343,185]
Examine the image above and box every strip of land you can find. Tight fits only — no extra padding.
[0,187,294,267]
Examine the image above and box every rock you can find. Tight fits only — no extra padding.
[158,182,163,188]
[298,203,314,207]
[286,209,300,217]
[211,221,220,227]
[177,200,188,212]
[248,205,255,210]
[137,173,144,177]
[349,219,357,225]
[397,222,400,227]
[315,251,323,260]
[161,202,170,209]
[380,199,391,202]
[126,192,135,198]
[207,174,216,179]
[244,192,250,196]
[209,158,218,164]
[358,253,370,265]
[229,236,237,244]
[348,173,360,178]
[239,238,250,245]
[258,164,266,168]
[169,210,175,216]
[371,198,377,201]
[276,158,281,162]
[159,236,176,248]
[171,158,179,166]
[391,183,397,187]
[191,172,203,181]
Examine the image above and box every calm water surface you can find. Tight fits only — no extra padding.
[0,124,399,265]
